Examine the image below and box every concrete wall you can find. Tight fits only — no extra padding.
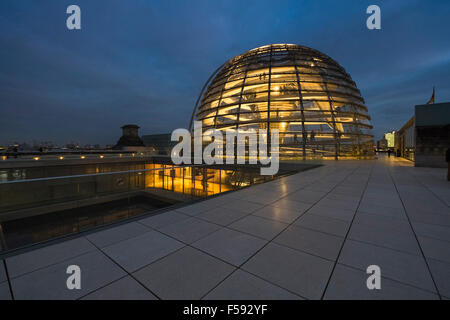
[414,103,450,168]
[415,125,449,168]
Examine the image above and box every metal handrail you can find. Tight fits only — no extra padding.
[0,164,205,185]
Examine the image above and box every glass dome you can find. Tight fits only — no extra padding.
[190,44,374,159]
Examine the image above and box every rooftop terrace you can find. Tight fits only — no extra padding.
[0,155,449,300]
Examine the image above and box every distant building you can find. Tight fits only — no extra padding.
[384,131,395,149]
[395,117,415,161]
[113,124,146,151]
[395,102,450,167]
[142,133,175,155]
[376,137,388,151]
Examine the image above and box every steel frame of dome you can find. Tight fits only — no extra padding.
[190,44,374,159]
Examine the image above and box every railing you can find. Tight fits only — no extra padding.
[0,164,221,215]
[0,150,151,162]
[0,164,275,253]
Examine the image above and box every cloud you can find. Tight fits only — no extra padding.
[0,0,449,144]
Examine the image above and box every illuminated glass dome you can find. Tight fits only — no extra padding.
[190,44,374,159]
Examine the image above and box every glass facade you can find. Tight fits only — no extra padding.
[0,162,289,251]
[191,44,374,159]
[145,163,276,197]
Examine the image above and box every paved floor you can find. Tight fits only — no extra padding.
[1,155,449,300]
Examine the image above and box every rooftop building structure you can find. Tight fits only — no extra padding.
[191,44,374,159]
[113,124,145,150]
[395,102,450,167]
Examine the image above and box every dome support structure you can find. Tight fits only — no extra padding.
[190,44,374,160]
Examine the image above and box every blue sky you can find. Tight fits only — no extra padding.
[1,0,449,145]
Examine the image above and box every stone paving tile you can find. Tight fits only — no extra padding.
[283,190,326,204]
[332,186,365,197]
[418,236,450,264]
[102,231,184,272]
[294,214,350,237]
[366,185,394,192]
[0,261,6,283]
[196,206,249,226]
[158,217,221,244]
[338,239,436,292]
[407,212,450,228]
[81,276,157,300]
[353,212,412,232]
[427,187,450,207]
[365,186,397,196]
[348,221,422,256]
[223,199,264,214]
[0,282,11,300]
[192,228,267,267]
[242,243,334,299]
[274,226,344,261]
[270,179,305,189]
[245,184,272,193]
[252,205,305,224]
[86,222,150,248]
[357,202,407,220]
[307,203,355,222]
[303,184,337,193]
[11,250,125,300]
[6,237,96,278]
[401,194,450,216]
[427,259,450,299]
[323,264,439,300]
[228,215,288,240]
[246,185,288,197]
[411,221,450,242]
[219,189,256,200]
[324,192,361,203]
[134,247,235,299]
[406,204,450,220]
[200,196,232,207]
[316,197,359,211]
[245,193,284,205]
[175,202,214,216]
[270,199,312,212]
[204,270,302,300]
[139,211,189,230]
[360,195,404,209]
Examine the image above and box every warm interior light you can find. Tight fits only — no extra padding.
[33,157,39,160]
[59,156,64,160]
[192,44,374,159]
[80,156,85,159]
[99,155,104,158]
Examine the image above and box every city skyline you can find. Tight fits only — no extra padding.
[1,0,449,146]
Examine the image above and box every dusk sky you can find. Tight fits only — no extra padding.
[1,0,449,146]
